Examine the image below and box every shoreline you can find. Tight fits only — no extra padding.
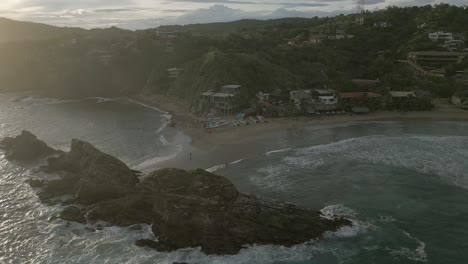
[131,95,468,172]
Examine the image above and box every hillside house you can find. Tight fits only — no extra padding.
[167,67,184,78]
[389,91,416,103]
[309,89,338,111]
[309,35,327,44]
[200,85,242,114]
[373,21,392,28]
[455,70,468,86]
[451,91,468,109]
[340,92,382,103]
[290,90,311,109]
[339,92,383,111]
[408,51,468,66]
[221,85,241,95]
[429,31,454,42]
[256,91,272,102]
[429,32,466,42]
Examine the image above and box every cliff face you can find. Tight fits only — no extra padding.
[2,131,351,255]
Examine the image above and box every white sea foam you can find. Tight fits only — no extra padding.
[250,165,292,192]
[290,135,468,189]
[159,135,170,146]
[319,204,371,239]
[128,99,172,135]
[87,97,118,103]
[320,204,357,219]
[230,159,244,165]
[265,148,292,156]
[135,152,180,171]
[127,98,170,115]
[387,231,427,262]
[283,156,324,169]
[205,159,245,173]
[206,164,227,173]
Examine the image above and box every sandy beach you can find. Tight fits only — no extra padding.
[134,95,468,171]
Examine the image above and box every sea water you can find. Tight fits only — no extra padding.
[1,93,468,263]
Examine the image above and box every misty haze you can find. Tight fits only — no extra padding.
[0,1,467,264]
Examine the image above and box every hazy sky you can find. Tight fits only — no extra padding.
[0,0,465,29]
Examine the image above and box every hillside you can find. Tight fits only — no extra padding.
[0,17,134,43]
[0,4,466,101]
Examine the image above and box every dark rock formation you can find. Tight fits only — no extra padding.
[59,206,86,224]
[86,194,153,226]
[13,131,351,255]
[137,169,351,255]
[44,139,139,205]
[0,130,57,160]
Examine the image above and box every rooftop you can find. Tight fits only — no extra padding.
[213,93,234,98]
[201,91,215,96]
[340,92,382,99]
[390,91,416,98]
[222,85,241,89]
[408,51,468,56]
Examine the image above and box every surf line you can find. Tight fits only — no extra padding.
[127,98,170,115]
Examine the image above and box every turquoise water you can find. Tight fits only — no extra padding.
[1,92,468,263]
[219,122,468,264]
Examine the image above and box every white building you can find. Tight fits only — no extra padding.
[290,90,311,109]
[256,92,272,102]
[313,89,338,105]
[429,31,453,42]
[373,22,392,28]
[167,67,184,78]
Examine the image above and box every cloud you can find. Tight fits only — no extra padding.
[173,4,250,24]
[1,0,466,29]
[169,0,330,7]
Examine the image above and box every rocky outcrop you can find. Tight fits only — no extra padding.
[59,206,86,224]
[13,131,351,255]
[43,139,139,205]
[136,169,351,255]
[0,130,57,160]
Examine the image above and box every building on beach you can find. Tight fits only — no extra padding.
[289,89,338,112]
[451,91,468,109]
[200,85,242,114]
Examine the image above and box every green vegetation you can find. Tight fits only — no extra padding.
[0,4,466,105]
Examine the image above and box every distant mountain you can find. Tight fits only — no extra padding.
[0,17,134,43]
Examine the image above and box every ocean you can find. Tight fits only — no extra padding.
[1,92,468,264]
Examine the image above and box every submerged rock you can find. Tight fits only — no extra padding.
[14,132,351,255]
[59,206,86,224]
[0,130,57,161]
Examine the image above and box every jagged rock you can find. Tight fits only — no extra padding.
[140,168,351,255]
[43,139,139,205]
[37,173,80,202]
[18,134,351,255]
[59,206,86,224]
[86,194,152,226]
[26,179,46,188]
[0,130,57,161]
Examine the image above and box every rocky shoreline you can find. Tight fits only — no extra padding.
[1,131,351,255]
